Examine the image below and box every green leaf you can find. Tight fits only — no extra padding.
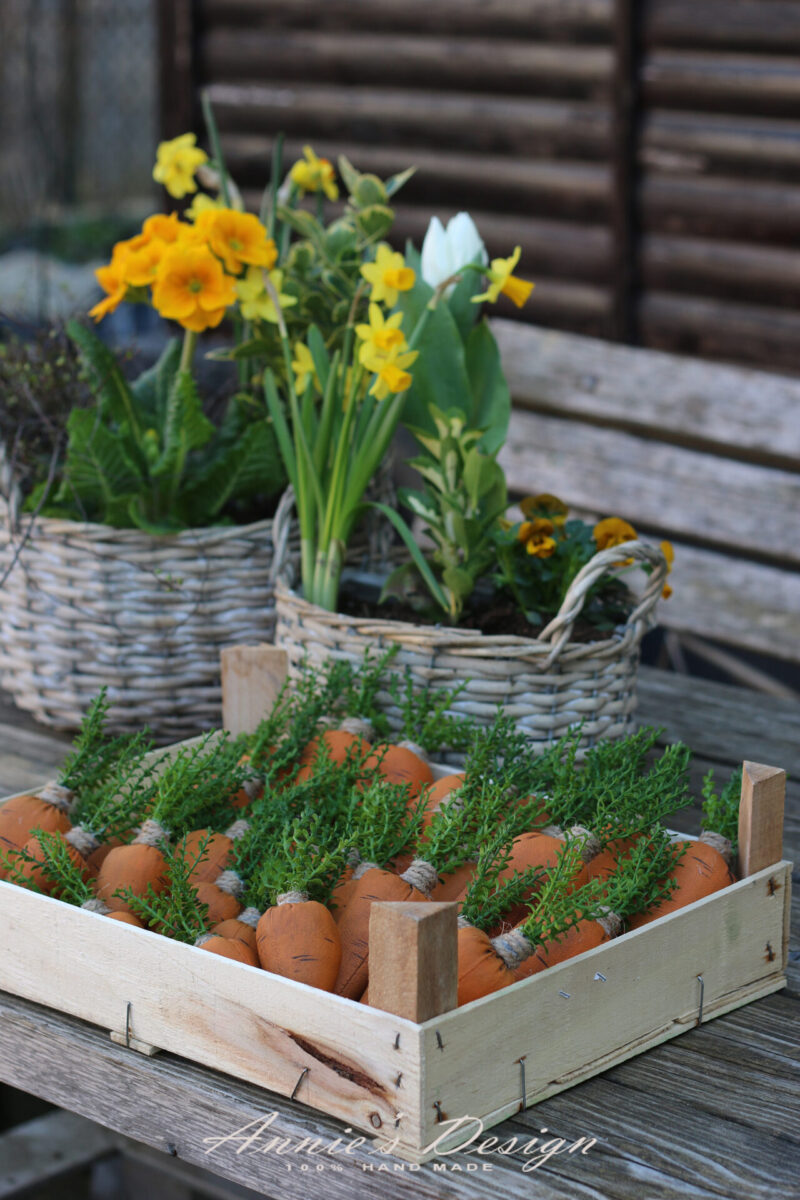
[60,409,143,521]
[277,206,325,245]
[131,339,181,422]
[369,501,449,614]
[463,320,511,454]
[337,154,362,196]
[385,165,417,199]
[307,324,331,392]
[182,419,282,523]
[355,204,394,241]
[397,280,473,439]
[127,497,185,535]
[446,268,484,342]
[67,321,145,453]
[152,369,215,481]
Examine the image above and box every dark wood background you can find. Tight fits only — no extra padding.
[160,0,800,374]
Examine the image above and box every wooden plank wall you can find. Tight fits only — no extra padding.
[162,0,800,373]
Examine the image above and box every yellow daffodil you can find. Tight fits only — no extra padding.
[152,243,236,332]
[360,243,415,307]
[661,540,675,599]
[518,517,557,558]
[186,192,224,222]
[292,342,320,394]
[593,517,638,552]
[88,242,131,321]
[197,208,277,275]
[369,350,418,401]
[235,267,297,323]
[355,304,407,371]
[289,145,338,201]
[472,246,534,309]
[520,493,568,526]
[152,133,208,199]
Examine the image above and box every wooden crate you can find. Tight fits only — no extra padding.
[0,646,791,1162]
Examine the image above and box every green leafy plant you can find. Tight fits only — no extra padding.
[122,835,213,942]
[493,496,634,629]
[701,765,743,848]
[375,406,507,623]
[26,322,282,533]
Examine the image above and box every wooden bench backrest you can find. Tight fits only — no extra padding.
[493,318,800,665]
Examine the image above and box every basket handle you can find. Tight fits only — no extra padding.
[270,485,298,586]
[537,539,668,666]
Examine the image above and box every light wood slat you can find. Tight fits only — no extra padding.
[636,666,800,781]
[499,410,800,564]
[641,175,800,243]
[0,1110,116,1197]
[645,0,800,52]
[493,319,800,462]
[643,109,800,174]
[202,0,614,36]
[639,291,800,373]
[207,83,611,157]
[203,30,613,94]
[641,233,800,308]
[643,50,800,114]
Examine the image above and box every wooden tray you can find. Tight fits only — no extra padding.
[0,645,790,1162]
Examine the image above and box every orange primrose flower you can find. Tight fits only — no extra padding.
[198,208,277,275]
[88,243,131,321]
[152,243,237,332]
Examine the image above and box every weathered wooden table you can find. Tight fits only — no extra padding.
[1,667,798,1199]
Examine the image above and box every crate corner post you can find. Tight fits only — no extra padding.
[220,644,288,736]
[738,761,786,878]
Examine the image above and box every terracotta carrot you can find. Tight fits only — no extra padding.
[179,819,251,885]
[249,818,346,991]
[96,734,250,914]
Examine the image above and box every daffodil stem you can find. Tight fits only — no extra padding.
[179,330,197,373]
[201,90,231,207]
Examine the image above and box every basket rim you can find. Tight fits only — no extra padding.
[0,492,276,549]
[273,577,642,663]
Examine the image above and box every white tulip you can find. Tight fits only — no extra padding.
[420,212,487,293]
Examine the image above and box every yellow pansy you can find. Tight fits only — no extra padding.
[235,267,297,323]
[593,517,637,552]
[292,342,320,394]
[355,304,407,372]
[360,243,416,307]
[518,517,557,558]
[520,493,568,526]
[152,133,208,199]
[289,145,338,201]
[369,351,418,401]
[472,246,534,309]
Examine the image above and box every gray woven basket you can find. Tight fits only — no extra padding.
[272,495,667,758]
[0,446,395,739]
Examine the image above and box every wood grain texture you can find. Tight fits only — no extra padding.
[417,863,789,1148]
[739,763,786,879]
[369,903,458,1022]
[492,318,800,462]
[220,644,288,737]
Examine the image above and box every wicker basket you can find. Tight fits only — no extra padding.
[272,496,667,757]
[0,445,395,738]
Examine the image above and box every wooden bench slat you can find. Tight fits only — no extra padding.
[494,319,800,463]
[500,409,800,564]
[0,1110,115,1196]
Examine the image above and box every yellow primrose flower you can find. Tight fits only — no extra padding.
[355,304,407,371]
[235,267,297,323]
[472,246,534,309]
[197,208,277,275]
[518,517,557,558]
[289,145,338,201]
[152,133,208,199]
[360,243,416,307]
[292,342,320,394]
[520,493,568,526]
[661,540,675,599]
[369,350,418,401]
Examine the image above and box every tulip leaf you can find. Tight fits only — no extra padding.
[463,320,511,455]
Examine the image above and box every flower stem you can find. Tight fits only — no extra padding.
[179,330,197,373]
